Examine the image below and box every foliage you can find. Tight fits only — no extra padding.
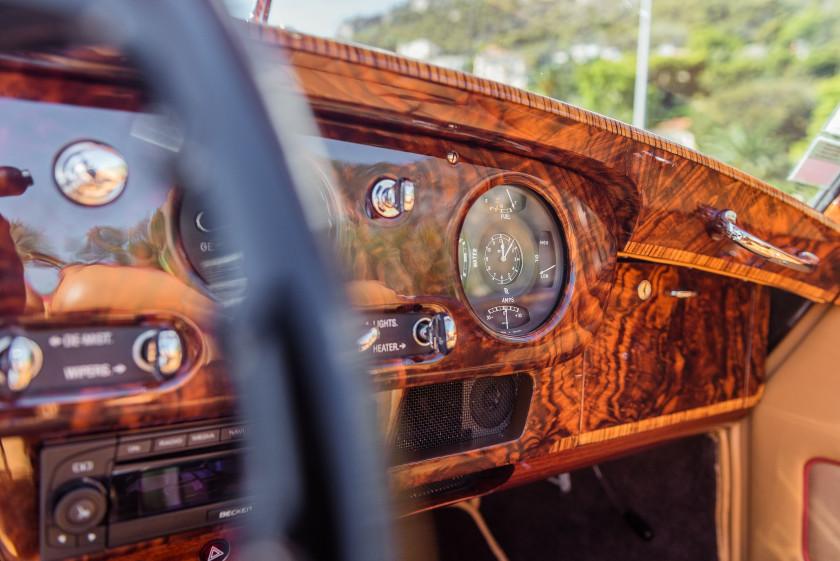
[345,0,840,198]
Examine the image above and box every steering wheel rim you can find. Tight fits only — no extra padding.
[0,1,395,560]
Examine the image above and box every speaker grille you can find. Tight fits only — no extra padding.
[393,374,522,461]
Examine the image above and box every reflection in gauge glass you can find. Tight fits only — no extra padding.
[458,184,566,336]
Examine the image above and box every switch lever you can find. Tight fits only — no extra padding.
[413,313,456,355]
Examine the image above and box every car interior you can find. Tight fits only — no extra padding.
[0,1,839,560]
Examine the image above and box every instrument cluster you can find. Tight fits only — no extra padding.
[458,184,567,337]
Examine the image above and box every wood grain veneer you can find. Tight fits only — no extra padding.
[388,262,767,507]
[253,26,840,303]
[581,263,757,436]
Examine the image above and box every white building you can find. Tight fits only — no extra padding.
[473,46,528,90]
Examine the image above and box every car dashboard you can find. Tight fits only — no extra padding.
[0,23,839,561]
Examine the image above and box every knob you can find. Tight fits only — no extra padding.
[132,329,183,378]
[412,314,456,355]
[53,480,107,533]
[156,330,183,376]
[370,178,415,218]
[0,335,43,392]
[54,140,128,206]
[0,166,33,196]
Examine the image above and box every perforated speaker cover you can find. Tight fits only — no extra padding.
[393,374,521,461]
[469,376,517,428]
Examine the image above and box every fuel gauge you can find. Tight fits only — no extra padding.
[483,187,527,214]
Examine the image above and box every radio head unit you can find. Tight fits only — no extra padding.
[40,421,249,561]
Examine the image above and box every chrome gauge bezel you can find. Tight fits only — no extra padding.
[456,178,568,339]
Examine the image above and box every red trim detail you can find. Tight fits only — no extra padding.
[803,457,840,561]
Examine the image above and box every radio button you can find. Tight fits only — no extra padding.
[200,539,230,561]
[47,527,76,547]
[81,529,104,547]
[116,439,152,459]
[53,445,113,483]
[220,426,247,441]
[188,430,220,446]
[153,434,187,451]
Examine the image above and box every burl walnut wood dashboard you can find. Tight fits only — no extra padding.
[0,23,837,561]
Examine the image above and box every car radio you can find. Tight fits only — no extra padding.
[40,420,249,561]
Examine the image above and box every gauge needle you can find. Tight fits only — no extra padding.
[504,308,509,329]
[502,240,514,261]
[540,264,556,275]
[507,188,515,209]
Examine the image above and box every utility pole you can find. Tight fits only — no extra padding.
[633,0,652,129]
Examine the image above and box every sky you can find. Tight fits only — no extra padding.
[223,0,401,37]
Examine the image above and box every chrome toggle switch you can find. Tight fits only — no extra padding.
[133,329,183,379]
[370,177,415,218]
[412,313,456,355]
[156,330,183,376]
[357,327,380,353]
[0,335,43,392]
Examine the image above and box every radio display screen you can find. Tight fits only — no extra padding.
[110,454,243,520]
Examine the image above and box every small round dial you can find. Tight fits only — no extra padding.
[483,233,522,285]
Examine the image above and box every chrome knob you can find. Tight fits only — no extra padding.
[132,329,183,378]
[370,178,415,218]
[54,141,128,206]
[0,335,43,392]
[156,330,183,376]
[412,314,456,355]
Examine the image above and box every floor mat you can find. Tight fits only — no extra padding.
[410,434,719,561]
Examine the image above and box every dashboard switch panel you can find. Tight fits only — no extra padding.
[362,312,441,359]
[0,324,182,397]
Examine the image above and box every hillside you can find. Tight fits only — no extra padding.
[341,0,840,199]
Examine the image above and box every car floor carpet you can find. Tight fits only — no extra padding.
[403,434,719,561]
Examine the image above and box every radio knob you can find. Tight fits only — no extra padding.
[53,480,107,534]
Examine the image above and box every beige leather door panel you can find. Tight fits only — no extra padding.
[750,304,840,560]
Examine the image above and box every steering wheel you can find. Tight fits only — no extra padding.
[0,1,394,560]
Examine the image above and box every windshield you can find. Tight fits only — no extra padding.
[228,0,840,205]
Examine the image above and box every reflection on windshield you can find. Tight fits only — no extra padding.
[240,0,839,204]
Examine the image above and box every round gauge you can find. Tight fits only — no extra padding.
[458,183,566,337]
[177,160,338,300]
[484,233,522,285]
